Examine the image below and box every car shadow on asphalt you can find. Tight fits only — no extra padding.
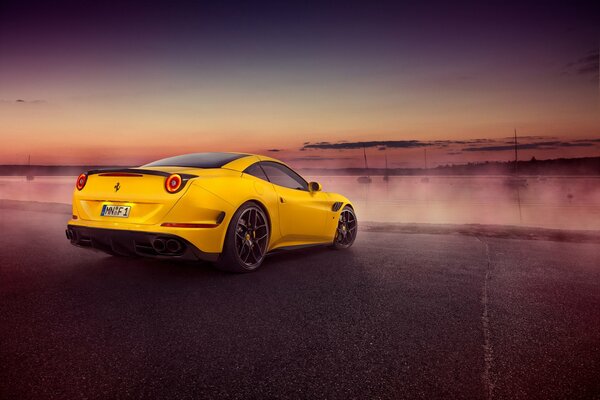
[77,243,349,281]
[265,244,333,264]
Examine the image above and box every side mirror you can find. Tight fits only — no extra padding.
[308,181,322,192]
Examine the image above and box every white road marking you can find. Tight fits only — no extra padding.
[477,236,495,400]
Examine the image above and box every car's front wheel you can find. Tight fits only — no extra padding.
[215,202,270,273]
[332,206,357,249]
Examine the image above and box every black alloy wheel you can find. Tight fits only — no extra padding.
[216,202,269,272]
[333,206,357,249]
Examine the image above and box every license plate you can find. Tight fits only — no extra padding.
[101,204,131,218]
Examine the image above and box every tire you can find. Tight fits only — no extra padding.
[215,202,270,273]
[332,206,357,249]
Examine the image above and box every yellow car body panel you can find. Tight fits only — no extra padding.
[67,153,353,261]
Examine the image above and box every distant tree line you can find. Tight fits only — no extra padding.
[299,156,600,176]
[0,157,598,176]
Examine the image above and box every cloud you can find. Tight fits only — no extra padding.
[301,137,600,154]
[557,142,596,147]
[303,140,428,150]
[564,49,599,81]
[574,138,600,143]
[429,139,495,148]
[1,99,47,104]
[463,139,598,152]
[502,135,555,140]
[17,99,46,104]
[290,156,354,161]
[302,138,506,151]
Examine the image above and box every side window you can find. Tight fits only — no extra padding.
[243,163,269,181]
[260,162,308,191]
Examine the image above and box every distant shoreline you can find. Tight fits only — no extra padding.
[0,156,598,176]
[2,199,598,243]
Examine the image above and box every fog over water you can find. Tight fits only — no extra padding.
[1,176,599,230]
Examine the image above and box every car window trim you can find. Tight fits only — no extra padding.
[243,162,271,182]
[259,161,309,191]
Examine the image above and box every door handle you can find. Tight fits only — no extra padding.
[280,196,285,203]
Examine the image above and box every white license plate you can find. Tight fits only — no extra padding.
[101,204,131,218]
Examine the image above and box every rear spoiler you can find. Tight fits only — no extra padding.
[86,168,197,180]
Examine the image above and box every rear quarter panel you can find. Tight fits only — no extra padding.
[190,171,283,251]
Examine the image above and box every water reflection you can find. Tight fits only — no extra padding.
[1,175,599,230]
[309,175,600,230]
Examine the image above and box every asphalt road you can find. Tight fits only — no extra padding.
[1,209,599,399]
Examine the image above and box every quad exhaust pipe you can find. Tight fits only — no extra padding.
[67,229,184,255]
[152,237,183,254]
[166,239,182,253]
[152,238,166,252]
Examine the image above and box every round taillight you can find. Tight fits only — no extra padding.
[76,173,87,190]
[165,174,182,193]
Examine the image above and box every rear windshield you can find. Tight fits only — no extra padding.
[143,152,248,168]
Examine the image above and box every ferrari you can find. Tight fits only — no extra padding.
[66,152,357,272]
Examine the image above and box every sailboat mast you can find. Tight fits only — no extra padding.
[514,129,518,174]
[384,152,388,178]
[363,145,369,170]
[424,147,428,170]
[26,154,34,181]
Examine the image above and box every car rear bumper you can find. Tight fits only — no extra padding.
[66,225,220,262]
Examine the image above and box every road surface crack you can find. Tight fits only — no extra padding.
[477,236,495,400]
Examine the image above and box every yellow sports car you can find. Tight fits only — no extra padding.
[66,152,357,272]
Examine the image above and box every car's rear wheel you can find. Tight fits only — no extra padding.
[332,206,357,249]
[215,202,270,273]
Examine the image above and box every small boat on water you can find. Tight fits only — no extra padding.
[357,146,372,184]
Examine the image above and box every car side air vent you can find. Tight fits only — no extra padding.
[332,202,343,212]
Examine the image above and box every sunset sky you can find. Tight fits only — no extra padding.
[1,1,598,168]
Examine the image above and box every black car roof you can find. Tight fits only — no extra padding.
[143,152,249,169]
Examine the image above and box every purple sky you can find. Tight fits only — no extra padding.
[0,1,598,166]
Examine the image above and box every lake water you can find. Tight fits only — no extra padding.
[1,175,599,230]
